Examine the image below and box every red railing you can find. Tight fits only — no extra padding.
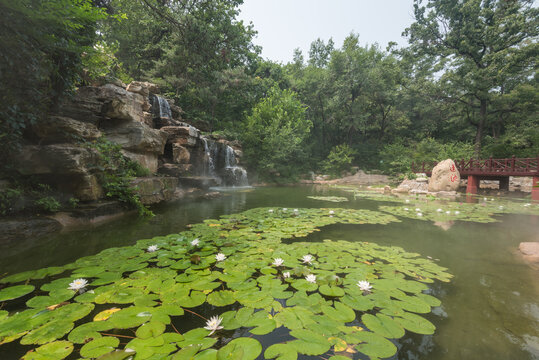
[412,156,539,177]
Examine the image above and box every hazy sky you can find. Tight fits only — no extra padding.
[237,0,416,63]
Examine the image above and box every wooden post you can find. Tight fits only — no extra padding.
[532,176,539,201]
[466,175,479,195]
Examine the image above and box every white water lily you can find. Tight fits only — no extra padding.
[405,199,410,203]
[357,280,372,292]
[293,209,299,212]
[302,254,314,264]
[268,209,274,213]
[524,203,531,207]
[191,239,200,246]
[329,210,335,215]
[445,211,451,214]
[283,271,291,278]
[147,245,158,252]
[404,207,409,211]
[215,253,226,261]
[68,278,88,291]
[415,208,421,212]
[204,315,223,335]
[436,208,442,212]
[499,206,504,209]
[417,213,423,217]
[282,208,288,211]
[272,258,284,267]
[455,211,460,215]
[305,274,317,283]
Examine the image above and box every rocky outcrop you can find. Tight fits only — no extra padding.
[428,159,461,192]
[0,217,62,242]
[393,174,429,194]
[32,116,102,144]
[519,242,539,270]
[131,177,179,205]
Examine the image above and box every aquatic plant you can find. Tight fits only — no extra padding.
[0,207,452,359]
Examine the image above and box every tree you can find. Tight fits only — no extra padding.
[241,86,312,181]
[405,0,539,155]
[0,0,107,171]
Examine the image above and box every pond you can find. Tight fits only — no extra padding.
[0,186,538,360]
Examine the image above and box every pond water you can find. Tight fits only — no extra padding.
[0,186,538,360]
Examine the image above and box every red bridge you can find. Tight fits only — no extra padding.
[412,156,539,200]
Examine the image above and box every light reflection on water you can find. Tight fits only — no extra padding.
[0,186,537,360]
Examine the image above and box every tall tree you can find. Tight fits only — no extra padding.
[405,0,538,155]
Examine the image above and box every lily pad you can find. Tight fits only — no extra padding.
[0,285,35,302]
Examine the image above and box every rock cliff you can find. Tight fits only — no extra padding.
[15,81,248,206]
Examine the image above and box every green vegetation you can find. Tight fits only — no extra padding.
[89,139,153,217]
[0,207,452,359]
[2,0,535,182]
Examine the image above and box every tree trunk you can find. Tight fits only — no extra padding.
[474,99,487,157]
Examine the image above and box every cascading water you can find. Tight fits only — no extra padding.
[151,95,173,127]
[200,138,249,187]
[223,145,249,187]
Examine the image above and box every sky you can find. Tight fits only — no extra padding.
[237,0,416,64]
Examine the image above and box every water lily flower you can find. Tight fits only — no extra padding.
[305,274,317,283]
[455,211,460,215]
[302,254,314,264]
[204,315,223,335]
[499,206,504,209]
[272,258,284,267]
[405,199,410,203]
[404,208,409,211]
[483,197,488,201]
[329,210,335,215]
[191,239,200,246]
[283,271,291,278]
[283,208,288,211]
[215,253,226,261]
[417,213,423,217]
[524,203,531,207]
[268,209,274,213]
[357,280,372,292]
[147,245,158,252]
[68,278,88,291]
[445,211,451,214]
[415,208,421,212]
[437,209,442,212]
[293,209,299,213]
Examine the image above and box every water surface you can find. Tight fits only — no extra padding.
[1,186,537,359]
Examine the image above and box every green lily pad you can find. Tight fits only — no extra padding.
[22,340,73,359]
[217,337,262,360]
[361,313,405,339]
[319,285,345,297]
[80,337,120,358]
[264,343,298,360]
[0,284,35,302]
[207,290,236,307]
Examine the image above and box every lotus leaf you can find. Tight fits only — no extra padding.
[22,340,73,359]
[217,337,262,360]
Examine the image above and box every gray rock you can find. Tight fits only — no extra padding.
[0,217,62,242]
[32,116,101,144]
[103,121,167,154]
[131,177,179,204]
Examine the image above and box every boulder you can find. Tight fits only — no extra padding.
[428,159,461,192]
[131,177,179,205]
[100,84,151,120]
[32,116,101,144]
[126,81,160,97]
[158,163,193,177]
[393,179,428,194]
[519,242,539,270]
[161,126,199,139]
[121,151,158,173]
[57,87,105,125]
[103,121,167,154]
[172,144,190,164]
[15,145,103,200]
[16,144,97,176]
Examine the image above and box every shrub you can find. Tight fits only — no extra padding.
[322,144,357,176]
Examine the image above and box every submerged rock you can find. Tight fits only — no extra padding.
[519,242,539,270]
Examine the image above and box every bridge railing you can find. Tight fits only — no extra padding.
[412,156,539,176]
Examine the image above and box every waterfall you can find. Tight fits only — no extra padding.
[202,137,216,178]
[151,95,172,126]
[225,145,236,168]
